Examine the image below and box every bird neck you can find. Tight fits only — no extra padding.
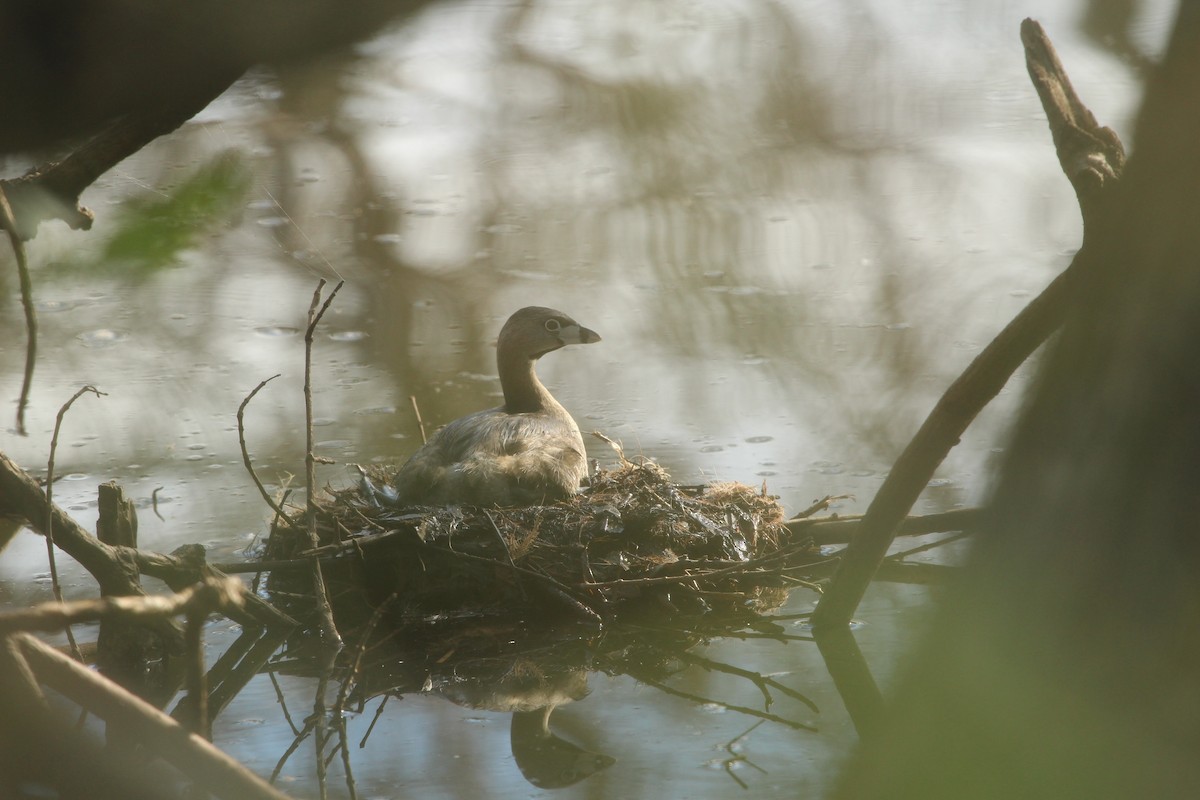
[499,353,557,414]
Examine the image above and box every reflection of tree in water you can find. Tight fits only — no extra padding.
[244,0,1142,473]
[1,1,1152,481]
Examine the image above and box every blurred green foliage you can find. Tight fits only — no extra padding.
[99,150,251,274]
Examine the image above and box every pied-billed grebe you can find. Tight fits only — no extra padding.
[390,306,601,506]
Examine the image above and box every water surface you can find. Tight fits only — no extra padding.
[0,0,1173,796]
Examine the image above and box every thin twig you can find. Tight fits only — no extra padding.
[888,530,971,560]
[45,385,105,661]
[237,374,298,529]
[303,280,345,800]
[150,486,166,521]
[329,597,394,800]
[582,540,817,590]
[673,649,820,714]
[790,507,981,546]
[790,494,852,520]
[634,673,816,732]
[271,718,314,784]
[311,648,337,800]
[359,696,389,749]
[720,721,769,790]
[0,187,36,435]
[409,395,428,445]
[214,558,316,574]
[268,670,303,737]
[305,280,346,650]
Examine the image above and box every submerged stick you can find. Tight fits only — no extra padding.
[185,607,210,740]
[812,19,1124,629]
[329,597,395,800]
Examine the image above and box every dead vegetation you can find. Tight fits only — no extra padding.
[261,457,825,638]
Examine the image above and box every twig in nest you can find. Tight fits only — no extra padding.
[409,395,428,445]
[591,430,630,464]
[0,188,36,436]
[582,539,816,591]
[237,373,299,529]
[483,509,527,600]
[787,507,981,546]
[434,544,604,625]
[791,494,852,520]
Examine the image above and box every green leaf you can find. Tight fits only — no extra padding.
[101,150,252,273]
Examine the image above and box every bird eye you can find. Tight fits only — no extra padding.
[544,318,562,332]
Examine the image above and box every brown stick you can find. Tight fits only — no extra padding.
[0,576,245,634]
[301,282,345,800]
[17,633,293,800]
[409,395,428,445]
[1021,18,1125,216]
[0,448,143,595]
[304,280,346,650]
[0,189,36,435]
[133,549,298,631]
[43,387,107,659]
[237,374,299,528]
[185,607,211,740]
[787,508,980,546]
[0,450,294,633]
[811,19,1124,629]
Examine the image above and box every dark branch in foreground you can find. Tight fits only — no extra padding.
[0,66,246,242]
[812,19,1125,629]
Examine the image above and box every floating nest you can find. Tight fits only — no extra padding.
[261,459,823,638]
